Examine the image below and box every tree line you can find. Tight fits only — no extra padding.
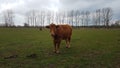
[0,7,120,28]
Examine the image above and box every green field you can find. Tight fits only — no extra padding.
[0,28,120,68]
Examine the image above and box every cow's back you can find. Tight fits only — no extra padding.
[56,24,72,39]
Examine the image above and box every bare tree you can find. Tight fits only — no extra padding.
[93,9,101,26]
[77,10,81,27]
[25,12,30,26]
[3,9,15,27]
[46,11,51,25]
[95,9,100,26]
[85,11,90,26]
[25,10,40,27]
[62,11,66,24]
[55,12,59,24]
[97,9,101,26]
[92,12,97,26]
[31,10,37,26]
[74,10,77,27]
[102,7,113,27]
[92,9,103,27]
[81,11,85,26]
[58,11,63,24]
[69,10,74,26]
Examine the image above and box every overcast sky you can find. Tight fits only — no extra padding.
[0,0,120,25]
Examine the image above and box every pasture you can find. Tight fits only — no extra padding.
[0,28,120,68]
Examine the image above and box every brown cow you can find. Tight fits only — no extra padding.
[46,23,72,53]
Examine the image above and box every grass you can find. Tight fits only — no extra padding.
[0,28,120,68]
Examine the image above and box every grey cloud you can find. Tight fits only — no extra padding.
[60,0,118,10]
[59,0,120,20]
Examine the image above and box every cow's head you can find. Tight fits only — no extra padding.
[46,23,59,37]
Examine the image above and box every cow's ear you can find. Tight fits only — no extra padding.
[56,25,59,28]
[46,26,50,28]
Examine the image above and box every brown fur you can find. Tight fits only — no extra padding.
[46,23,72,53]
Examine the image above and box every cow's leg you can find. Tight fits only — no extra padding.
[53,40,57,53]
[53,39,61,53]
[66,37,71,48]
[56,40,61,53]
[66,40,70,48]
[68,37,71,48]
